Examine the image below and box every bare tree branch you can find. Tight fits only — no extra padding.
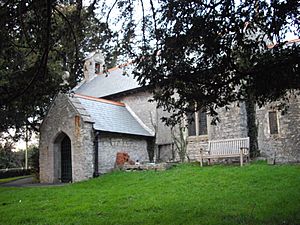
[106,0,119,25]
[139,0,146,51]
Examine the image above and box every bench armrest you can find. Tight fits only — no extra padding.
[240,147,249,155]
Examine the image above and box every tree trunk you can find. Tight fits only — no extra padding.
[245,92,259,158]
[147,137,155,162]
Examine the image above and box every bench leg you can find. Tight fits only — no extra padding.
[240,148,243,167]
[208,158,211,166]
[200,148,204,167]
[200,152,203,167]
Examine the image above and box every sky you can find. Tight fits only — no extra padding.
[88,0,298,41]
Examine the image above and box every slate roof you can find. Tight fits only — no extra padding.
[74,66,140,97]
[68,95,94,123]
[72,94,153,137]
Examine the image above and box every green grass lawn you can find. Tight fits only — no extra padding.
[0,162,299,225]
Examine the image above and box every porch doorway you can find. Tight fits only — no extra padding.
[60,135,72,183]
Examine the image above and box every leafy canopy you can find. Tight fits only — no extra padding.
[0,0,299,140]
[0,0,116,140]
[108,0,300,125]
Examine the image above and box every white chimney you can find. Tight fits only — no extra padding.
[83,50,105,81]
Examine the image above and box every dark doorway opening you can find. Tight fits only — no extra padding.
[61,135,72,182]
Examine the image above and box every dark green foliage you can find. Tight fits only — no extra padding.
[0,168,31,179]
[1,0,299,149]
[0,0,61,139]
[109,0,299,126]
[105,1,299,159]
[0,141,27,169]
[0,142,16,169]
[0,0,117,140]
[0,141,39,170]
[27,145,39,175]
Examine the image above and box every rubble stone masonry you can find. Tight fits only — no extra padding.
[39,94,94,183]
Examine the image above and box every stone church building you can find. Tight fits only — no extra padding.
[39,51,300,183]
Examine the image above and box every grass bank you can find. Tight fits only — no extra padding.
[0,162,299,225]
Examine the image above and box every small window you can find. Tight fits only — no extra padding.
[95,63,101,74]
[269,111,279,134]
[187,112,196,136]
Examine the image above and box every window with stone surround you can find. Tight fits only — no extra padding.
[187,111,208,137]
[268,111,279,134]
[95,63,101,74]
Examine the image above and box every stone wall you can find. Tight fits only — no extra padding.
[187,137,209,161]
[112,91,174,144]
[186,99,300,163]
[157,144,174,162]
[209,102,248,140]
[111,90,174,160]
[39,94,94,183]
[112,91,157,132]
[186,102,248,161]
[257,97,300,163]
[97,133,149,173]
[109,89,300,164]
[113,92,252,162]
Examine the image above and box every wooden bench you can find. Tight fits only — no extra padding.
[199,137,250,167]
